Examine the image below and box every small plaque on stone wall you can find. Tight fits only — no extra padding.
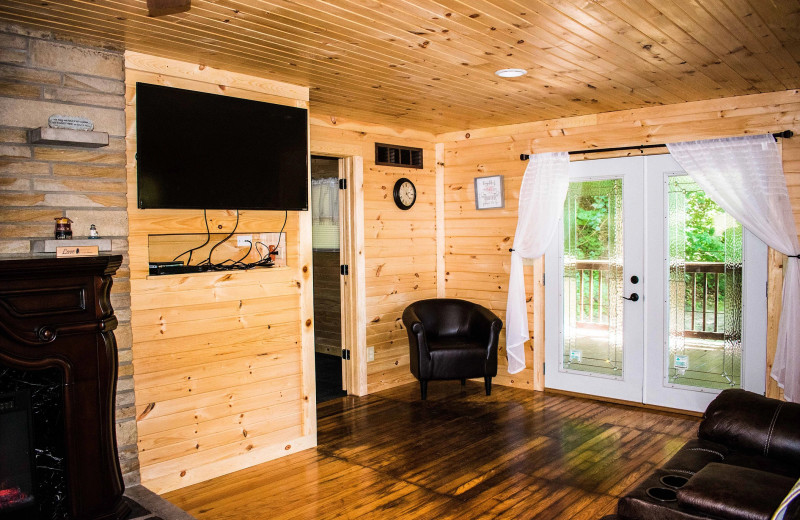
[48,115,94,131]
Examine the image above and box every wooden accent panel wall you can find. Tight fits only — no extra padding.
[125,52,315,493]
[437,135,536,391]
[311,119,437,394]
[312,250,341,355]
[438,89,800,397]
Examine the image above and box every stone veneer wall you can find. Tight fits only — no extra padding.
[0,23,139,485]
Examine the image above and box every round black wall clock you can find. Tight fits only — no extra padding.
[393,178,416,210]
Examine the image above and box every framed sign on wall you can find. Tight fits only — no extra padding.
[474,175,505,210]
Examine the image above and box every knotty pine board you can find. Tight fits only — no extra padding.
[7,1,800,133]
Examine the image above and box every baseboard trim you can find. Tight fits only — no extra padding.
[543,388,704,417]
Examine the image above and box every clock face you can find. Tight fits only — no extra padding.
[393,178,416,210]
[398,182,415,205]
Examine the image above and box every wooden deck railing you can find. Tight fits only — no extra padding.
[574,260,612,328]
[683,262,738,340]
[574,260,734,340]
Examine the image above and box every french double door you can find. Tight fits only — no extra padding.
[544,155,767,412]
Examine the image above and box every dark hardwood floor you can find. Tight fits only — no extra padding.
[163,381,700,519]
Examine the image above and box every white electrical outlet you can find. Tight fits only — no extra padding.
[236,235,252,247]
[367,346,375,362]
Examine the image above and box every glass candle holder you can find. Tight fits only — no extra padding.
[54,217,72,239]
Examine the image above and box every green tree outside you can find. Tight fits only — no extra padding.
[572,185,732,331]
[683,189,726,262]
[574,189,727,261]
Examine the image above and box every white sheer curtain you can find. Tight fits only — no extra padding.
[311,177,339,223]
[506,152,570,374]
[667,134,800,402]
[312,177,340,250]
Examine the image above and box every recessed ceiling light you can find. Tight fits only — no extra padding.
[495,68,527,78]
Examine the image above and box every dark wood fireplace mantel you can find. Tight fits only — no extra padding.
[0,255,129,520]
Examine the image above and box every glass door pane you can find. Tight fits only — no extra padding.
[667,176,742,390]
[562,179,624,377]
[547,156,644,403]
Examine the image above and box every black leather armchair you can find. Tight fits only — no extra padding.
[402,298,502,400]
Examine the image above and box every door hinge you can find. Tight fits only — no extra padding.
[542,273,545,286]
[543,362,545,375]
[340,264,349,275]
[339,178,347,190]
[341,348,351,360]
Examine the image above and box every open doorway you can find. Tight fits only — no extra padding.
[311,156,347,403]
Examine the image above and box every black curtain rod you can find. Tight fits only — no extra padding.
[510,129,795,252]
[519,130,794,161]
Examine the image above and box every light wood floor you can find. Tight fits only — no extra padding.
[163,382,700,519]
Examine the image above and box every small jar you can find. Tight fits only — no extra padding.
[88,224,99,239]
[54,217,73,239]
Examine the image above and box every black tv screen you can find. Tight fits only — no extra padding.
[136,82,308,211]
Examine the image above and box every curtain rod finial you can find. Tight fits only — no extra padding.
[520,154,530,161]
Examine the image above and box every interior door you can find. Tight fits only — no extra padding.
[544,157,645,402]
[546,155,767,412]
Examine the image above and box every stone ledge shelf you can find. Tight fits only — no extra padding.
[28,126,109,147]
[32,238,113,253]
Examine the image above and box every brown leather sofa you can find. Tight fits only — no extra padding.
[611,389,800,520]
[402,298,502,400]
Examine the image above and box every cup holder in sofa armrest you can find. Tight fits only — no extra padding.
[659,475,689,489]
[646,487,677,502]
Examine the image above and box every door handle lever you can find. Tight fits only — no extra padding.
[622,293,639,302]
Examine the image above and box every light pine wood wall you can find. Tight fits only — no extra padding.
[438,89,800,399]
[125,52,316,493]
[310,119,437,394]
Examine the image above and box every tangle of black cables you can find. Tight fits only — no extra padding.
[197,209,240,267]
[254,210,287,266]
[173,208,211,265]
[170,210,289,272]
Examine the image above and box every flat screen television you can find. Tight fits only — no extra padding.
[136,82,308,211]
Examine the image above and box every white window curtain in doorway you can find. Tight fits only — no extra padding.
[312,177,340,250]
[667,134,800,402]
[506,152,570,374]
[312,177,339,223]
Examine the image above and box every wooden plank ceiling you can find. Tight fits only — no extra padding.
[1,0,799,133]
